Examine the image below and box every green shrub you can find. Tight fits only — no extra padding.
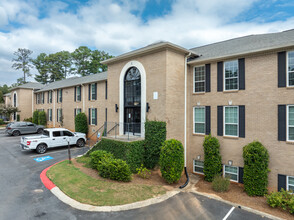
[243,141,269,196]
[266,189,294,214]
[17,114,20,121]
[90,150,114,169]
[136,164,151,179]
[75,112,88,134]
[159,139,184,184]
[144,121,166,169]
[33,110,39,124]
[203,135,222,182]
[38,111,47,126]
[88,138,145,173]
[24,117,33,122]
[97,157,132,182]
[0,119,4,125]
[212,175,230,192]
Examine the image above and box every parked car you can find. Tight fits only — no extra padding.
[6,122,44,136]
[20,128,87,154]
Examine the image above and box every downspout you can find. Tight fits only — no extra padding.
[180,52,191,189]
[32,90,34,115]
[81,84,85,112]
[53,90,56,127]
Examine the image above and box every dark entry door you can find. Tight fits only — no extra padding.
[124,107,141,134]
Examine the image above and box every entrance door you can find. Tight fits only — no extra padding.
[124,107,141,135]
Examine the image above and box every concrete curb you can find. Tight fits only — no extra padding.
[40,161,180,212]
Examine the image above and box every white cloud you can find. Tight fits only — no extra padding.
[0,0,293,86]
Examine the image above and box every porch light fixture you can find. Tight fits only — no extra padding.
[115,104,119,112]
[228,160,233,166]
[146,102,150,112]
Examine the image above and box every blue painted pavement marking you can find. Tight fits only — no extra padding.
[34,156,54,162]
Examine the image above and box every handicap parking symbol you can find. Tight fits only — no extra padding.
[34,156,54,162]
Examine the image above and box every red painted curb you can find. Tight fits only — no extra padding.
[40,164,56,190]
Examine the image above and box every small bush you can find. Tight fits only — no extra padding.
[24,117,33,122]
[212,175,230,192]
[266,189,294,214]
[159,139,184,184]
[136,164,151,179]
[90,150,114,169]
[75,112,88,134]
[33,110,39,124]
[97,158,132,182]
[38,111,47,126]
[243,141,269,196]
[0,119,4,125]
[203,135,222,182]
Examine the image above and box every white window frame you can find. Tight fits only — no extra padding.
[287,105,294,141]
[41,92,44,104]
[91,108,96,125]
[76,86,81,102]
[193,65,205,93]
[91,83,96,100]
[224,106,239,137]
[287,176,294,192]
[287,51,294,87]
[48,91,52,103]
[223,165,239,183]
[37,93,40,104]
[48,109,52,121]
[57,108,62,122]
[75,108,82,117]
[193,106,205,134]
[58,89,62,103]
[224,60,239,91]
[193,160,204,174]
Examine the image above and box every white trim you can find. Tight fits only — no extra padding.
[223,165,239,183]
[224,106,239,137]
[287,105,294,141]
[287,176,294,192]
[193,106,205,134]
[193,65,205,93]
[82,85,85,112]
[119,60,146,138]
[287,51,294,87]
[31,90,34,114]
[90,83,96,100]
[76,86,81,102]
[223,60,239,91]
[48,109,52,122]
[90,108,96,125]
[193,160,204,174]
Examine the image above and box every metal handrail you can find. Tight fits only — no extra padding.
[87,123,105,140]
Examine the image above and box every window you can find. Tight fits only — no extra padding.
[48,91,52,103]
[36,93,41,104]
[91,84,96,100]
[57,109,62,122]
[224,60,238,91]
[27,123,34,127]
[13,93,17,107]
[53,131,61,137]
[287,176,294,192]
[75,108,81,117]
[41,92,44,104]
[194,66,205,93]
[193,107,205,134]
[48,109,52,121]
[76,86,81,101]
[193,160,204,174]
[58,89,62,103]
[224,165,238,182]
[288,105,294,141]
[288,51,294,86]
[224,106,239,137]
[63,131,74,136]
[91,108,96,125]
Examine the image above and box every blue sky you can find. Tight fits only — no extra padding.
[0,0,294,86]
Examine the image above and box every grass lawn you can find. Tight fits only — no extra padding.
[47,160,167,206]
[76,156,92,168]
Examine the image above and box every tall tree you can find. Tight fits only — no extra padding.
[51,51,73,78]
[12,48,33,83]
[71,46,92,76]
[32,53,50,84]
[90,50,113,73]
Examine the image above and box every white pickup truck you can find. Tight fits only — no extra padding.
[20,128,87,154]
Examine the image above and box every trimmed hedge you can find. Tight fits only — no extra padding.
[17,114,20,121]
[97,157,132,182]
[90,150,114,169]
[159,139,184,184]
[38,111,47,126]
[88,138,145,173]
[266,189,294,214]
[144,121,166,169]
[24,117,33,122]
[243,141,269,196]
[203,135,222,182]
[75,112,88,134]
[33,110,39,124]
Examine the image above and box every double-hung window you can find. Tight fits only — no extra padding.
[194,66,205,93]
[194,107,205,134]
[287,176,294,192]
[224,165,238,182]
[91,108,96,125]
[91,84,96,100]
[48,91,52,103]
[288,51,294,87]
[58,89,62,103]
[75,108,81,117]
[76,86,81,101]
[57,109,62,122]
[288,105,294,141]
[48,109,52,121]
[224,106,238,137]
[224,60,238,91]
[193,160,204,174]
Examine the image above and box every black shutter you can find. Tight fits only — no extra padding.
[47,109,49,121]
[239,58,245,90]
[205,64,211,92]
[278,105,286,141]
[74,87,76,102]
[57,109,59,122]
[74,109,76,118]
[217,106,223,136]
[278,51,286,88]
[95,83,97,100]
[42,93,44,104]
[95,108,97,125]
[105,108,108,122]
[60,89,63,103]
[205,106,211,135]
[238,167,244,184]
[278,174,287,191]
[105,81,108,99]
[79,86,82,102]
[239,105,245,138]
[36,94,37,104]
[57,90,59,103]
[88,84,91,100]
[88,108,91,125]
[217,62,223,92]
[47,92,49,103]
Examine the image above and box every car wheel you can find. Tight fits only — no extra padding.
[37,128,43,134]
[76,139,85,148]
[12,130,20,136]
[36,144,47,154]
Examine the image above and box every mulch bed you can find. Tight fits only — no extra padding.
[195,177,294,220]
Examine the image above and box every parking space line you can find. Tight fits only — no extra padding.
[222,207,235,220]
[29,148,85,157]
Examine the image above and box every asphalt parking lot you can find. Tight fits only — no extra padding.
[0,129,273,220]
